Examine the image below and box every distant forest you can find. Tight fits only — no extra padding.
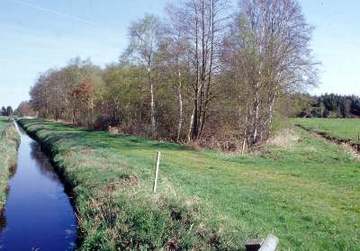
[0,106,13,117]
[295,94,360,118]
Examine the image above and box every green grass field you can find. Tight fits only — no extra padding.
[0,117,19,210]
[18,118,360,250]
[294,118,360,144]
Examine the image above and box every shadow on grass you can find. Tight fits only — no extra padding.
[19,119,189,154]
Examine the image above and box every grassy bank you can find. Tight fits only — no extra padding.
[18,118,360,250]
[0,117,19,210]
[294,118,360,144]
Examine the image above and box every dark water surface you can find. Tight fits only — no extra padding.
[0,123,77,250]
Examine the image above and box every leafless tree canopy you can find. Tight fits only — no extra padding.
[28,0,317,151]
[223,0,317,148]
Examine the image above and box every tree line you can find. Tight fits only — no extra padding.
[27,0,317,151]
[296,94,360,118]
[0,106,13,117]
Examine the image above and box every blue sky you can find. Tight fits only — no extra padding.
[0,0,359,108]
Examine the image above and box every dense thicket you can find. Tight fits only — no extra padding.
[296,94,360,118]
[27,0,317,151]
[14,101,36,117]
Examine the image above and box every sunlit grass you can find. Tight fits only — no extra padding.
[294,118,360,143]
[19,118,360,250]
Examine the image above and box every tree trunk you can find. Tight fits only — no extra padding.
[198,0,206,137]
[148,68,156,137]
[241,138,247,155]
[252,84,261,145]
[189,4,200,142]
[263,93,276,140]
[199,0,215,137]
[188,108,195,142]
[177,72,183,142]
[72,109,76,125]
[189,97,199,141]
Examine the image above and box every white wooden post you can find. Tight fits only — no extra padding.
[258,234,279,251]
[153,151,161,193]
[245,234,278,251]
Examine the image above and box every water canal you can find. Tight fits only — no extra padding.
[0,122,77,250]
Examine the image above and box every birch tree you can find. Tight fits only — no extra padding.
[157,6,194,141]
[224,0,317,148]
[123,14,163,137]
[168,0,230,141]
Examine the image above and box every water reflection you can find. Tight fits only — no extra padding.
[0,167,16,233]
[8,165,17,178]
[0,209,6,233]
[29,141,60,182]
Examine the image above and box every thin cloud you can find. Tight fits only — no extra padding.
[7,0,97,26]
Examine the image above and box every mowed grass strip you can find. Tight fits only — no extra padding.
[0,117,19,210]
[19,118,360,250]
[294,118,360,144]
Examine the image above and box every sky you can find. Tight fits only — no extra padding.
[0,0,359,108]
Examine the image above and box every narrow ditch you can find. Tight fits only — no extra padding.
[296,124,360,155]
[0,123,77,250]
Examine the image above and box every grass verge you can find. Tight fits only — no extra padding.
[0,117,20,211]
[18,118,360,250]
